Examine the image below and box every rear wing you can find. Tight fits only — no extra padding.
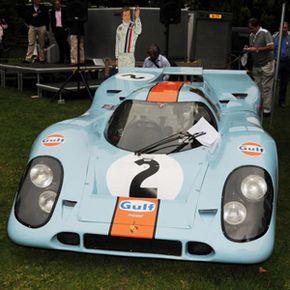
[162,66,204,82]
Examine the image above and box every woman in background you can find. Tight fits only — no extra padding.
[0,18,8,59]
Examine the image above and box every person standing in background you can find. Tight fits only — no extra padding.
[24,0,49,63]
[143,43,170,80]
[50,0,70,64]
[244,18,275,116]
[273,22,290,108]
[68,20,85,65]
[0,18,8,59]
[115,6,142,69]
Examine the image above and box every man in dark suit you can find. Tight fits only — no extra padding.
[24,0,49,63]
[50,0,70,63]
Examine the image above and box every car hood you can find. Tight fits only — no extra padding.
[78,147,209,229]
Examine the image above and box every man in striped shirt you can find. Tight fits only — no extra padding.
[115,6,142,69]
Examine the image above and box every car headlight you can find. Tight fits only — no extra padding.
[15,156,63,228]
[224,201,247,225]
[222,166,273,242]
[241,174,267,201]
[39,190,57,213]
[30,164,53,188]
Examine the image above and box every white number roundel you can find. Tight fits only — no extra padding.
[106,154,184,200]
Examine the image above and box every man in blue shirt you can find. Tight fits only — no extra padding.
[273,22,290,107]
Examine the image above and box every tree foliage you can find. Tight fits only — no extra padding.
[0,0,289,46]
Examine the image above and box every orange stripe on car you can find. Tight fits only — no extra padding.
[147,81,187,102]
[110,197,160,239]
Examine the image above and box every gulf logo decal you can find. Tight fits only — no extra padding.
[147,81,188,103]
[110,197,159,239]
[119,200,156,212]
[239,142,264,156]
[41,134,65,147]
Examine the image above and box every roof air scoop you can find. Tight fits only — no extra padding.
[232,93,248,99]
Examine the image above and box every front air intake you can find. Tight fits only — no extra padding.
[57,232,80,246]
[187,242,213,255]
[84,234,182,256]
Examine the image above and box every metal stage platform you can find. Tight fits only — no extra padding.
[0,62,105,97]
[36,79,102,103]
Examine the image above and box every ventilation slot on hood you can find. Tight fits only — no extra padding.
[107,90,122,94]
[232,93,248,99]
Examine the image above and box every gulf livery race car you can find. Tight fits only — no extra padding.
[8,67,278,264]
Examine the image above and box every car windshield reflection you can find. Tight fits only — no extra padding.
[105,100,217,154]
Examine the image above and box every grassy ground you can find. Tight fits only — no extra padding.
[0,87,290,290]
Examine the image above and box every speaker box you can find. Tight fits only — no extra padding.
[66,0,88,22]
[160,0,181,25]
[191,11,233,68]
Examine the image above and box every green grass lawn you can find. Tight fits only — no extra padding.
[0,87,290,290]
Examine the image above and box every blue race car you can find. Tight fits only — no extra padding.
[8,67,278,264]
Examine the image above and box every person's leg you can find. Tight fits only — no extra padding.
[252,65,263,95]
[118,53,134,68]
[261,60,275,113]
[285,62,290,105]
[0,42,3,59]
[25,26,36,61]
[71,35,84,64]
[70,35,77,64]
[278,62,288,106]
[55,29,65,63]
[128,53,135,67]
[37,26,47,62]
[79,36,85,64]
[64,31,70,64]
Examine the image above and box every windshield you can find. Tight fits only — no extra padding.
[105,100,217,154]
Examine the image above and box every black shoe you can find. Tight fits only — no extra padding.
[34,59,46,64]
[279,102,286,108]
[263,112,271,117]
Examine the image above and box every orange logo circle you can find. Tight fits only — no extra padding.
[42,134,65,147]
[239,142,264,156]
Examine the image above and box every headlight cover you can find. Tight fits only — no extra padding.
[30,164,53,188]
[222,166,273,242]
[38,190,58,213]
[224,201,247,225]
[15,156,63,228]
[241,174,267,201]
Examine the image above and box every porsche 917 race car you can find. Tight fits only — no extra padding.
[8,67,278,264]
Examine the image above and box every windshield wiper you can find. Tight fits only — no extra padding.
[135,131,205,155]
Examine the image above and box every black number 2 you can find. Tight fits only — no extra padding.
[129,158,160,198]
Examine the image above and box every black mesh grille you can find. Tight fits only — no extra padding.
[187,242,213,255]
[57,232,80,246]
[84,234,182,256]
